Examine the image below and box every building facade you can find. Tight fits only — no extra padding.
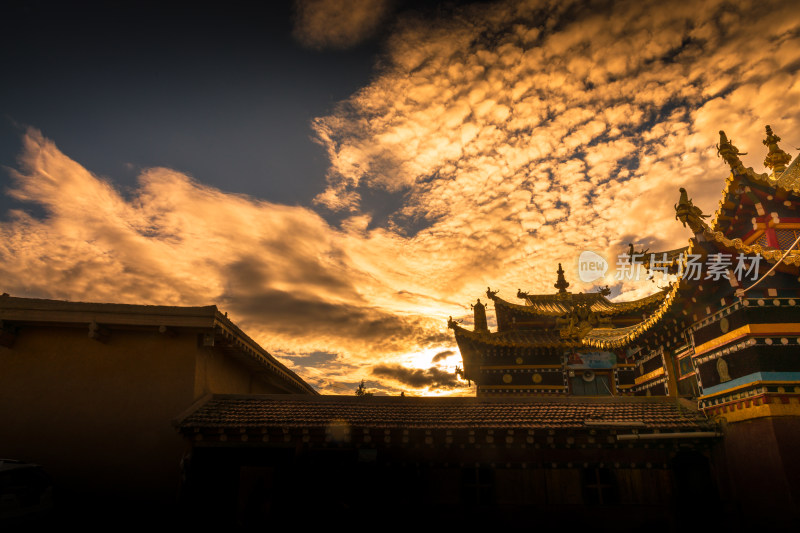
[0,295,315,517]
[449,268,668,397]
[177,394,720,529]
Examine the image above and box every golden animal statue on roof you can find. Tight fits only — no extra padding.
[674,187,710,233]
[556,301,611,339]
[716,130,747,174]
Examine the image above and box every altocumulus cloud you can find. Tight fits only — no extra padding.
[313,0,800,301]
[3,0,800,395]
[293,0,392,50]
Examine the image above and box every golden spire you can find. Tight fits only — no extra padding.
[554,263,570,294]
[763,125,792,175]
[471,299,488,332]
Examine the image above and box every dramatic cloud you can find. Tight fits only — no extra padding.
[312,0,800,302]
[3,0,800,395]
[0,130,461,394]
[372,363,460,390]
[293,0,392,50]
[431,350,454,363]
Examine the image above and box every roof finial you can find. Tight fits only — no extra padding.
[674,187,710,233]
[763,125,792,175]
[554,263,570,294]
[471,298,488,332]
[716,130,746,174]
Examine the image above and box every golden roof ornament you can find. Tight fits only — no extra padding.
[471,298,488,332]
[554,263,570,295]
[716,130,747,174]
[555,301,612,339]
[674,187,710,233]
[763,125,792,175]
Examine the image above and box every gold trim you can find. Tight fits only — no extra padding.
[749,323,800,334]
[480,364,562,370]
[699,380,800,400]
[694,323,800,356]
[703,228,800,266]
[743,230,764,245]
[477,385,568,390]
[710,400,800,423]
[693,325,751,355]
[634,367,665,385]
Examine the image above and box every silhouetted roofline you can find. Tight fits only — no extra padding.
[176,393,716,433]
[0,294,317,395]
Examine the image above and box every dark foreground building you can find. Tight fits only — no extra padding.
[0,295,314,525]
[177,394,720,529]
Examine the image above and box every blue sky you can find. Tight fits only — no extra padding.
[0,1,382,215]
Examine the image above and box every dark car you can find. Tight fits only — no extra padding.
[0,460,53,524]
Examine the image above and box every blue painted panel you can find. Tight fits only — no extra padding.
[702,371,800,395]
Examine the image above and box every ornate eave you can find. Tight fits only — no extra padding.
[774,153,800,193]
[710,127,800,237]
[450,321,580,348]
[580,280,683,350]
[702,227,800,268]
[497,289,668,317]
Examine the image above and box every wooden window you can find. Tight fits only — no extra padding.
[461,466,494,506]
[582,467,619,505]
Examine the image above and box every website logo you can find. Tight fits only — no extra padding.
[578,251,608,282]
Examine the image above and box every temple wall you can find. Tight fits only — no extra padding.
[194,345,287,396]
[718,416,800,526]
[0,326,197,502]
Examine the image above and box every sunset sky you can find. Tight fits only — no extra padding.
[2,0,799,395]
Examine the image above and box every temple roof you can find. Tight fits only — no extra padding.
[581,324,643,346]
[702,226,800,267]
[581,222,799,350]
[775,153,800,193]
[587,141,800,350]
[711,128,800,235]
[450,322,580,348]
[492,289,667,317]
[451,127,800,356]
[178,394,716,432]
[579,243,691,349]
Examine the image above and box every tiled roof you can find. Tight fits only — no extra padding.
[178,394,715,432]
[493,290,667,317]
[451,323,580,348]
[581,323,642,345]
[775,154,800,194]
